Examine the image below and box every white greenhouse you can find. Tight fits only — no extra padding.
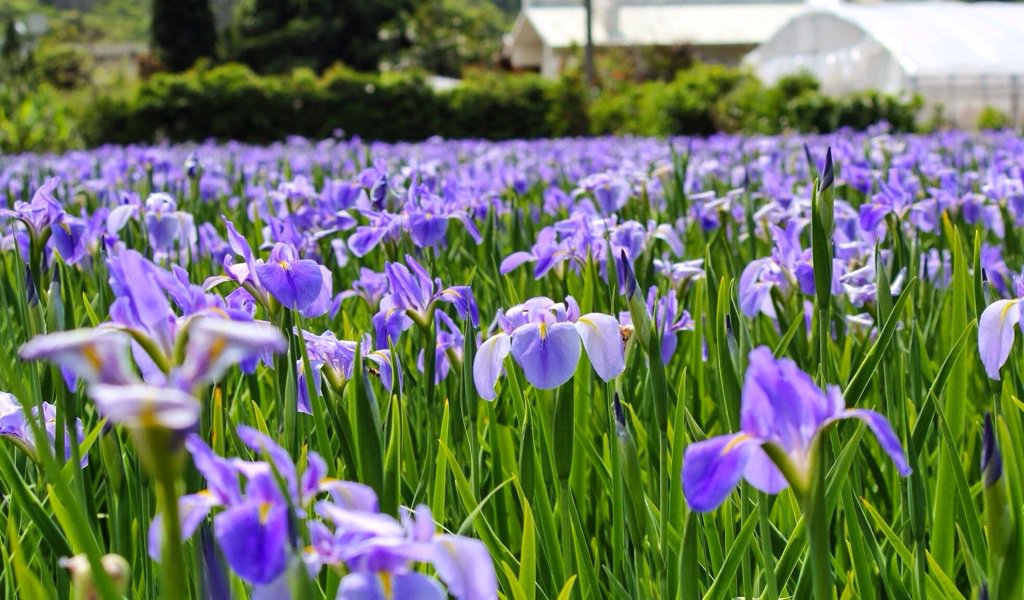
[745,2,1024,126]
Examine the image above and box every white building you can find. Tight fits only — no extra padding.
[746,2,1024,126]
[507,0,809,78]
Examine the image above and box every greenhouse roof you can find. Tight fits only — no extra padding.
[754,2,1024,78]
[516,2,806,49]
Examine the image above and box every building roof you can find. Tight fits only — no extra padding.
[513,2,808,50]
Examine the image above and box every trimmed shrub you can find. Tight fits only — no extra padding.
[80,62,923,146]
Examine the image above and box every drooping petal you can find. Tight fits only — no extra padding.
[89,384,200,431]
[574,313,625,381]
[177,317,286,388]
[184,434,241,505]
[148,492,220,560]
[509,322,581,390]
[300,266,334,318]
[337,571,445,600]
[431,535,498,600]
[472,334,511,401]
[740,445,789,494]
[409,212,449,248]
[320,480,379,513]
[978,299,1020,380]
[682,433,758,512]
[255,252,324,311]
[214,500,289,585]
[20,329,137,387]
[834,409,912,477]
[499,251,535,275]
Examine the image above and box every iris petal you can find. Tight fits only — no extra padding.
[834,409,912,476]
[510,322,581,390]
[214,500,288,585]
[473,334,511,401]
[255,258,324,311]
[740,446,789,494]
[682,433,758,512]
[978,299,1020,380]
[431,535,498,600]
[574,313,625,381]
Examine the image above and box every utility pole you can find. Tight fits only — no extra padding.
[584,0,595,85]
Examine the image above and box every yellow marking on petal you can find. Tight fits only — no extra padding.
[577,316,599,331]
[207,337,227,364]
[258,502,272,525]
[207,307,229,319]
[1001,299,1021,321]
[60,222,72,234]
[139,401,160,429]
[197,489,214,498]
[378,572,393,598]
[279,260,290,270]
[81,344,103,373]
[721,433,751,455]
[538,322,547,340]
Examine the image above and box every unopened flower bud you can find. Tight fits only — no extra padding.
[60,553,130,600]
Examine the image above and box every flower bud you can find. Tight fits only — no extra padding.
[60,553,130,600]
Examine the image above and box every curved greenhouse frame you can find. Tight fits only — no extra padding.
[746,2,1024,126]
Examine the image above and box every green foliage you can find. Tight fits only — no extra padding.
[592,67,920,136]
[0,84,82,153]
[393,0,507,77]
[230,0,412,73]
[446,73,553,140]
[977,106,1013,130]
[82,63,590,144]
[151,0,218,72]
[34,43,93,90]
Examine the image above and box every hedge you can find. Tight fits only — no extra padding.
[82,62,922,146]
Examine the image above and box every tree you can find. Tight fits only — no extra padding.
[394,0,507,76]
[2,17,20,60]
[151,0,218,72]
[230,0,412,73]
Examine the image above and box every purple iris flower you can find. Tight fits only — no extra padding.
[313,501,497,600]
[0,177,63,235]
[372,255,478,347]
[473,296,624,400]
[739,221,844,319]
[653,256,705,286]
[500,227,581,278]
[175,316,288,389]
[297,330,398,413]
[619,287,694,364]
[50,212,90,265]
[254,243,326,312]
[89,384,202,432]
[338,268,391,311]
[0,391,86,465]
[576,172,632,213]
[347,176,481,257]
[21,314,285,432]
[417,312,464,385]
[682,347,910,512]
[149,429,326,585]
[20,328,138,388]
[143,193,196,253]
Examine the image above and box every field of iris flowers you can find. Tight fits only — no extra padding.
[0,129,1022,600]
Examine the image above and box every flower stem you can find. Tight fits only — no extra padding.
[804,447,832,600]
[157,469,187,599]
